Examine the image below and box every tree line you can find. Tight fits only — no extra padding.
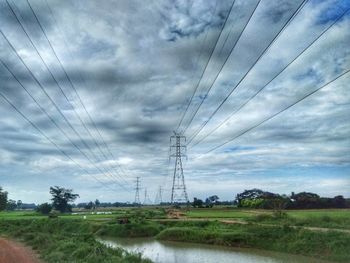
[0,186,79,215]
[234,189,350,209]
[2,186,349,213]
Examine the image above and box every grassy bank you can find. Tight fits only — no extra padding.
[247,210,350,230]
[0,219,152,263]
[97,221,164,238]
[156,221,350,262]
[97,219,350,262]
[1,208,350,262]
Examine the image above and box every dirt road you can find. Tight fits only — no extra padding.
[0,238,41,263]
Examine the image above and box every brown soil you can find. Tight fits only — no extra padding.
[0,238,42,263]
[166,209,186,219]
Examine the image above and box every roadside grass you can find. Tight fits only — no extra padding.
[0,219,152,263]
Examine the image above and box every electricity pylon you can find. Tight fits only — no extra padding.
[143,188,152,205]
[170,131,188,204]
[154,186,163,204]
[134,177,141,205]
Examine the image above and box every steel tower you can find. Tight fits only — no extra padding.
[170,131,188,203]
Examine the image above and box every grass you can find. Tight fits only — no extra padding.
[97,221,164,238]
[2,208,350,262]
[0,219,152,263]
[0,211,44,220]
[0,207,167,221]
[185,209,255,219]
[184,208,350,230]
[156,221,350,262]
[248,209,350,230]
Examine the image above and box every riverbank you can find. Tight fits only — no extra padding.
[1,210,350,263]
[97,220,350,262]
[0,219,151,263]
[99,237,334,263]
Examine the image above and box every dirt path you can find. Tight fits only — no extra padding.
[0,238,42,263]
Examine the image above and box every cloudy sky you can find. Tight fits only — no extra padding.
[0,0,349,204]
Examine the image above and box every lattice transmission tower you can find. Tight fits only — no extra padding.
[154,186,163,204]
[143,188,152,205]
[134,177,141,205]
[170,131,188,204]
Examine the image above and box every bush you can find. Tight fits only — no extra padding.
[48,210,59,218]
[97,221,163,238]
[36,203,52,215]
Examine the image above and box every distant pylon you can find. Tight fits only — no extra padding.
[134,177,141,205]
[170,131,188,204]
[154,186,163,204]
[143,188,152,205]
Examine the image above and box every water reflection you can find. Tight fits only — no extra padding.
[99,237,331,263]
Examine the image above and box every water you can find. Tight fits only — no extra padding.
[99,237,331,263]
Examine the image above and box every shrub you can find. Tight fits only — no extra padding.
[36,203,52,215]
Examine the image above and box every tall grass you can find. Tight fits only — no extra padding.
[156,221,350,262]
[0,219,152,263]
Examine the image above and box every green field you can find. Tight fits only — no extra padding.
[1,207,350,262]
[185,208,256,219]
[184,208,350,230]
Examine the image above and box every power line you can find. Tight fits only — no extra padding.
[186,0,308,143]
[190,5,349,149]
[0,30,130,191]
[0,90,116,191]
[181,0,262,134]
[7,0,128,185]
[199,69,349,156]
[42,0,132,181]
[176,0,236,132]
[0,57,129,191]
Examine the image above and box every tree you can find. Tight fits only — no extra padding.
[0,187,8,211]
[17,200,23,209]
[36,203,52,215]
[332,195,347,208]
[95,199,100,208]
[205,195,219,207]
[192,197,203,208]
[84,201,94,210]
[6,199,17,211]
[291,192,320,209]
[235,189,265,207]
[50,186,79,213]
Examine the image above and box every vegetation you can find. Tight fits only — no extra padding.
[0,219,151,263]
[156,222,350,262]
[36,203,53,215]
[98,221,163,238]
[50,186,80,213]
[1,185,349,262]
[235,189,350,209]
[0,187,8,211]
[249,209,350,230]
[1,207,350,262]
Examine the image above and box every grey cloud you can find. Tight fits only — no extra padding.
[0,0,348,203]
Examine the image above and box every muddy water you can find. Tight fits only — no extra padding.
[99,237,331,263]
